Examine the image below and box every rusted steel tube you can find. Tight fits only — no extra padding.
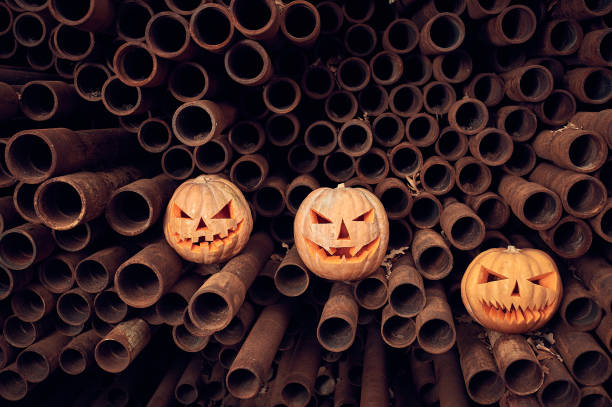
[119,111,151,134]
[56,288,93,326]
[0,337,16,369]
[52,218,107,253]
[469,128,514,166]
[16,331,70,383]
[382,18,419,54]
[485,5,536,46]
[113,42,167,88]
[503,142,537,177]
[230,154,269,192]
[538,19,583,56]
[440,199,486,250]
[572,110,612,149]
[248,259,280,307]
[388,254,425,317]
[3,315,52,348]
[554,323,612,386]
[573,256,612,313]
[420,156,455,196]
[224,39,273,86]
[73,63,110,102]
[55,58,78,80]
[374,178,412,220]
[487,331,544,396]
[536,357,580,407]
[344,24,376,57]
[285,175,319,216]
[91,315,114,337]
[38,252,85,294]
[411,229,453,280]
[19,81,79,122]
[434,127,467,162]
[12,12,48,48]
[533,128,607,173]
[266,113,300,147]
[550,0,612,20]
[336,56,370,92]
[595,314,612,354]
[578,29,612,66]
[380,304,416,348]
[226,302,291,399]
[342,0,374,24]
[559,279,602,332]
[58,329,100,375]
[106,175,177,237]
[0,140,16,189]
[466,0,510,18]
[49,0,113,31]
[455,323,503,405]
[34,166,143,230]
[0,197,21,234]
[432,50,472,83]
[423,81,456,115]
[539,216,593,259]
[172,100,236,147]
[194,135,232,174]
[388,142,422,180]
[314,365,335,397]
[498,175,563,230]
[389,84,423,117]
[529,163,607,218]
[464,73,505,107]
[6,128,136,184]
[162,145,195,181]
[325,90,358,123]
[188,233,273,331]
[301,65,334,101]
[447,98,488,135]
[263,77,301,115]
[55,318,85,337]
[51,24,96,61]
[274,245,310,298]
[146,355,188,407]
[11,183,37,221]
[270,212,295,244]
[94,318,151,373]
[565,67,612,104]
[580,386,612,407]
[590,199,612,242]
[0,267,34,301]
[409,348,438,405]
[317,282,358,353]
[115,0,152,42]
[164,0,204,15]
[336,119,372,158]
[353,268,387,310]
[94,288,128,324]
[156,273,204,327]
[455,157,492,196]
[419,12,465,55]
[10,282,55,322]
[316,1,343,35]
[416,282,455,354]
[169,62,219,103]
[433,350,471,407]
[102,76,153,116]
[0,363,28,401]
[280,1,320,48]
[333,359,358,407]
[496,105,538,142]
[115,241,182,308]
[502,65,554,102]
[214,302,255,346]
[371,113,404,148]
[355,147,388,184]
[172,322,210,353]
[464,192,510,230]
[0,82,19,120]
[0,223,54,270]
[229,0,279,41]
[304,121,337,156]
[358,84,388,116]
[370,51,403,86]
[190,3,234,53]
[0,4,13,36]
[145,12,195,60]
[280,333,321,407]
[173,356,204,404]
[360,324,389,407]
[405,112,439,147]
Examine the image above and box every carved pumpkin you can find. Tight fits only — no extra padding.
[294,183,389,281]
[163,175,253,264]
[461,246,562,333]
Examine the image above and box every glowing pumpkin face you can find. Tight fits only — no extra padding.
[294,184,389,281]
[164,175,253,264]
[461,246,562,333]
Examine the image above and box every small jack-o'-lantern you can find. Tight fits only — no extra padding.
[461,246,562,333]
[164,175,253,264]
[294,184,389,281]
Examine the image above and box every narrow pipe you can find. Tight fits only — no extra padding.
[0,223,54,270]
[432,50,472,83]
[411,229,453,280]
[334,360,359,407]
[532,89,576,126]
[559,279,602,331]
[155,273,204,327]
[119,111,151,134]
[420,156,455,196]
[464,73,505,107]
[224,40,273,86]
[174,356,204,404]
[360,324,389,406]
[595,314,612,354]
[137,118,172,153]
[342,0,374,24]
[91,314,114,337]
[172,100,236,146]
[317,282,358,353]
[374,178,412,219]
[274,245,310,298]
[94,318,151,373]
[408,192,441,229]
[344,24,376,57]
[579,387,612,407]
[94,289,128,325]
[113,42,168,88]
[0,140,16,188]
[146,354,188,407]
[370,51,403,86]
[49,0,114,32]
[316,1,343,35]
[412,0,466,27]
[465,192,510,230]
[0,4,13,36]
[496,105,538,142]
[590,199,612,243]
[145,12,195,60]
[454,157,492,196]
[228,121,264,155]
[440,199,486,251]
[263,77,301,114]
[532,128,608,173]
[270,212,295,244]
[73,63,110,102]
[502,65,554,102]
[102,76,153,116]
[56,288,92,326]
[573,256,612,314]
[433,350,471,407]
[355,147,389,184]
[3,314,52,349]
[52,218,106,253]
[422,81,456,115]
[336,56,370,92]
[389,84,424,118]
[162,145,194,181]
[10,282,55,322]
[230,154,269,192]
[539,19,583,56]
[551,0,612,20]
[170,62,219,102]
[165,0,204,15]
[353,268,387,310]
[578,28,612,66]
[19,81,80,122]
[16,331,70,383]
[281,333,321,407]
[116,0,152,42]
[0,197,21,234]
[13,183,40,224]
[194,135,232,174]
[0,336,16,369]
[301,65,334,100]
[485,5,537,46]
[419,13,465,55]
[402,54,432,85]
[51,24,96,61]
[266,115,299,148]
[304,121,337,156]
[0,267,33,301]
[565,67,612,104]
[248,259,281,306]
[389,142,422,179]
[0,363,28,401]
[230,0,280,41]
[190,3,234,53]
[59,329,100,375]
[405,112,439,147]
[469,128,514,166]
[380,303,416,348]
[358,84,388,116]
[538,216,593,259]
[280,1,320,48]
[337,119,372,157]
[324,90,358,123]
[324,150,355,183]
[26,43,54,72]
[12,12,48,48]
[372,113,404,148]
[448,98,488,136]
[37,252,85,294]
[382,18,419,54]
[466,0,510,19]
[571,110,612,150]
[285,175,319,215]
[503,142,537,177]
[214,301,255,346]
[415,286,455,355]
[488,331,544,395]
[252,176,286,218]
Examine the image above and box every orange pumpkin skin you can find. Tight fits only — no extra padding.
[163,175,253,264]
[294,184,389,281]
[461,246,562,334]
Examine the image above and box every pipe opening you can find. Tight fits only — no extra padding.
[0,370,26,401]
[285,4,316,38]
[382,315,415,346]
[501,7,534,41]
[585,0,611,12]
[27,44,53,69]
[359,85,385,113]
[0,6,10,34]
[282,382,309,406]
[219,347,237,368]
[392,86,419,114]
[468,370,503,402]
[304,67,333,97]
[53,224,89,252]
[479,131,511,162]
[0,267,12,299]
[473,76,496,103]
[270,213,294,243]
[58,292,89,324]
[550,21,578,52]
[455,102,486,131]
[477,197,506,225]
[118,2,151,40]
[481,236,507,250]
[17,351,47,382]
[542,91,574,122]
[289,145,316,172]
[104,79,139,113]
[56,25,92,57]
[339,58,368,88]
[388,21,417,52]
[503,108,536,139]
[403,55,429,83]
[458,163,487,193]
[339,124,368,152]
[60,348,86,374]
[441,52,469,80]
[566,296,601,328]
[12,289,43,321]
[96,339,129,371]
[380,187,409,215]
[39,258,72,292]
[148,15,187,53]
[227,43,265,80]
[55,58,77,78]
[0,231,33,269]
[231,122,262,152]
[389,219,412,249]
[585,70,612,101]
[372,54,395,81]
[21,84,55,118]
[450,216,482,244]
[573,351,609,384]
[418,246,450,275]
[418,318,453,348]
[95,290,127,323]
[139,120,170,151]
[390,284,424,316]
[216,315,245,344]
[411,197,439,225]
[437,130,463,158]
[175,105,212,142]
[192,291,229,327]
[345,25,375,55]
[319,317,353,349]
[108,190,151,232]
[37,181,83,227]
[8,133,52,179]
[326,92,356,120]
[195,141,227,172]
[374,115,402,146]
[288,185,314,211]
[318,2,340,33]
[542,380,578,407]
[266,80,298,111]
[325,152,353,180]
[76,64,108,99]
[567,179,605,214]
[355,277,386,308]
[553,220,589,253]
[233,0,272,31]
[227,368,258,399]
[234,160,263,189]
[425,84,452,113]
[569,134,600,168]
[4,317,34,347]
[306,122,335,151]
[156,293,186,325]
[168,0,202,13]
[358,152,385,179]
[520,68,551,98]
[193,6,230,46]
[0,34,16,57]
[580,393,609,407]
[14,14,44,46]
[255,186,284,214]
[117,263,160,302]
[119,46,153,82]
[315,373,335,396]
[344,0,372,21]
[601,209,611,238]
[76,260,108,293]
[601,31,612,62]
[423,164,452,192]
[430,17,461,49]
[505,359,542,393]
[524,192,557,225]
[52,0,90,21]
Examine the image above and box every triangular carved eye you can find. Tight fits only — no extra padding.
[173,204,192,219]
[310,210,332,224]
[352,209,374,222]
[478,266,509,284]
[212,201,232,219]
[528,272,554,286]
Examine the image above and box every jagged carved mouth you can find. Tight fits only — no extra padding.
[480,300,553,325]
[174,220,244,252]
[305,236,380,263]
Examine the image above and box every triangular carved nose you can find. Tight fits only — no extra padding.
[511,281,520,296]
[337,220,350,240]
[196,218,208,231]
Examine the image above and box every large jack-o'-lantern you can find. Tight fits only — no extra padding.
[294,183,389,281]
[461,246,562,333]
[164,175,253,264]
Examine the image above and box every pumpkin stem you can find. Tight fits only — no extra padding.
[506,245,520,254]
[337,183,345,189]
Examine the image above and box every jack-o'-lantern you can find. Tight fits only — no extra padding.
[461,246,562,333]
[294,184,389,281]
[164,175,253,264]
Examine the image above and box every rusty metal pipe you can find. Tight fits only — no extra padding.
[578,29,612,66]
[302,65,334,100]
[172,322,210,352]
[441,199,486,250]
[38,252,85,294]
[464,73,504,107]
[174,356,204,404]
[550,0,612,20]
[146,354,188,407]
[533,128,608,173]
[420,156,455,196]
[19,81,79,122]
[448,98,488,135]
[353,268,387,310]
[355,147,389,184]
[409,348,438,405]
[469,128,514,166]
[59,329,100,375]
[194,135,232,174]
[382,18,419,54]
[230,154,269,192]
[12,12,48,48]
[288,143,318,175]
[0,267,32,300]
[503,142,537,177]
[11,282,55,322]
[224,39,273,86]
[559,279,602,332]
[336,56,370,92]
[304,121,337,156]
[454,157,492,196]
[485,5,536,46]
[387,254,425,317]
[156,273,204,327]
[532,90,576,127]
[538,216,593,259]
[285,175,319,216]
[0,336,16,369]
[433,349,471,407]
[380,304,416,348]
[0,197,21,234]
[497,105,538,142]
[432,50,472,83]
[169,62,219,103]
[161,145,194,181]
[370,51,403,86]
[248,259,280,306]
[374,178,412,220]
[281,333,321,407]
[466,0,510,18]
[317,1,343,35]
[405,112,440,147]
[324,90,357,123]
[263,77,301,114]
[571,110,612,150]
[165,0,204,15]
[0,363,28,401]
[317,282,358,353]
[389,84,423,117]
[334,359,358,407]
[94,288,128,324]
[230,0,279,41]
[419,13,465,55]
[0,82,19,121]
[102,76,153,116]
[412,229,453,280]
[214,302,255,347]
[344,23,376,57]
[388,142,422,180]
[3,315,52,348]
[358,84,388,116]
[49,0,113,31]
[416,283,455,354]
[464,192,510,230]
[190,3,234,53]
[0,140,16,189]
[16,331,70,383]
[573,256,612,313]
[280,1,320,48]
[51,24,96,61]
[337,120,373,158]
[52,218,107,253]
[579,386,612,407]
[360,324,389,406]
[0,223,54,270]
[565,67,612,104]
[56,288,93,326]
[113,42,167,88]
[266,113,300,147]
[590,198,612,242]
[502,65,554,102]
[423,81,456,115]
[172,100,236,147]
[73,63,110,102]
[94,318,151,373]
[274,245,310,298]
[116,0,152,42]
[145,12,195,61]
[372,113,404,148]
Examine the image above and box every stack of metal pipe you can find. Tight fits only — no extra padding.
[0,0,611,405]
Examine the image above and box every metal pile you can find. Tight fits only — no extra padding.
[0,0,611,405]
